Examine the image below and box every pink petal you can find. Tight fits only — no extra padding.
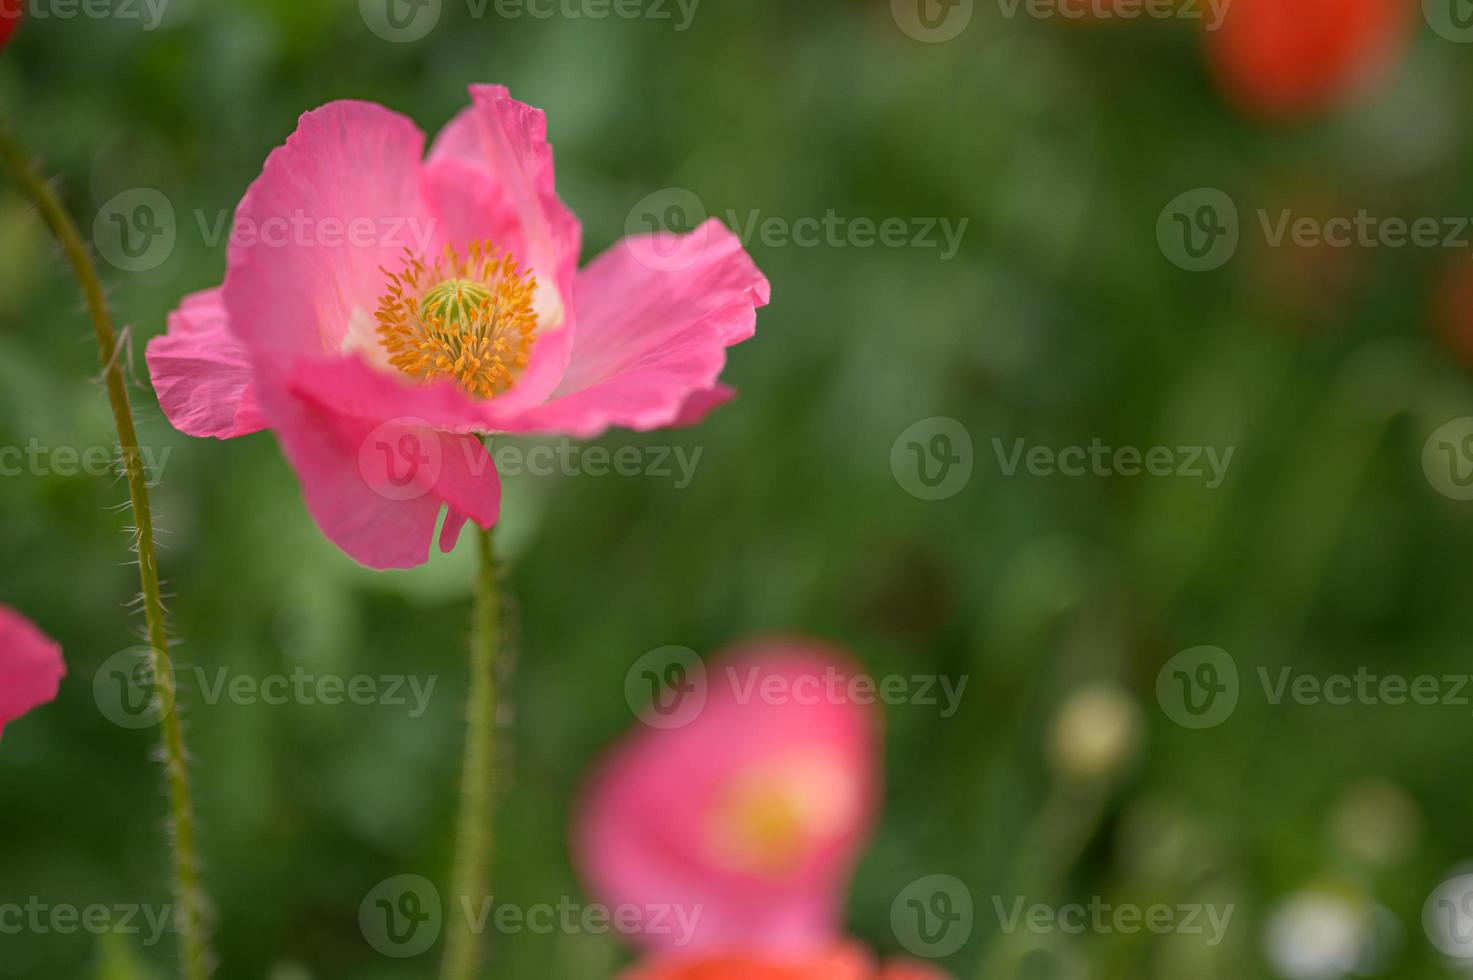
[501,220,769,438]
[574,638,878,955]
[270,384,501,569]
[669,385,737,428]
[428,84,582,292]
[222,99,435,387]
[620,945,878,980]
[426,84,583,406]
[0,606,65,735]
[146,288,267,439]
[279,320,576,438]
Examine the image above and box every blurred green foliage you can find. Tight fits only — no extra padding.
[3,0,1473,978]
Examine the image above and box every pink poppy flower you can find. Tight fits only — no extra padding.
[0,606,65,736]
[147,85,769,569]
[620,945,949,980]
[575,638,879,956]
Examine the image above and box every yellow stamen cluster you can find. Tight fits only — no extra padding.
[376,241,538,399]
[708,755,853,880]
[720,786,809,877]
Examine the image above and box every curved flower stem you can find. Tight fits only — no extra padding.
[0,120,212,980]
[441,527,500,980]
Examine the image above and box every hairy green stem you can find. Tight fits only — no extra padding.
[0,120,212,980]
[441,528,500,980]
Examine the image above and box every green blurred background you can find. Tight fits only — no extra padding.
[4,0,1473,977]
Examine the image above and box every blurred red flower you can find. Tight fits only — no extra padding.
[1203,0,1414,118]
[1432,253,1473,370]
[0,0,21,52]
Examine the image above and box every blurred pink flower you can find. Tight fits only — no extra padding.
[0,606,65,735]
[147,85,769,569]
[619,945,948,980]
[575,638,879,956]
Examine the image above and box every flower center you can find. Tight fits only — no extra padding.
[705,752,858,879]
[376,242,538,399]
[718,785,810,876]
